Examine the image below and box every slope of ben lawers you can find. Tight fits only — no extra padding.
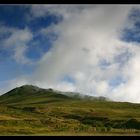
[0,85,140,136]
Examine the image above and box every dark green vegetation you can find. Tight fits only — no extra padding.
[0,85,140,135]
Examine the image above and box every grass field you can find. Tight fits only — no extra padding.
[0,85,140,136]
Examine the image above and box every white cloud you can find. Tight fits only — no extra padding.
[34,5,140,103]
[1,26,33,64]
[112,51,140,103]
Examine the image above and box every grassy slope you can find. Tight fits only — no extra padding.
[0,85,140,135]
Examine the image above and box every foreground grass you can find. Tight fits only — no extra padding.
[0,101,140,136]
[1,128,140,136]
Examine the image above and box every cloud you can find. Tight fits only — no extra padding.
[112,51,140,102]
[29,5,140,103]
[3,5,140,103]
[0,26,33,64]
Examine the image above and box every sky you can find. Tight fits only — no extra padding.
[1,5,140,103]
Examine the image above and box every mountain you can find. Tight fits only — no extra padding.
[0,85,109,105]
[0,85,71,105]
[0,85,140,136]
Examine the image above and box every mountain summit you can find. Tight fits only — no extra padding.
[0,85,70,105]
[0,85,110,105]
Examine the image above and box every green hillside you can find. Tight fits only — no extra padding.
[0,85,140,135]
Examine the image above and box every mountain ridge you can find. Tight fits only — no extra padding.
[0,84,110,104]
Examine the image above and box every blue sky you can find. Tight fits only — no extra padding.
[122,8,140,43]
[0,5,61,87]
[1,5,140,103]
